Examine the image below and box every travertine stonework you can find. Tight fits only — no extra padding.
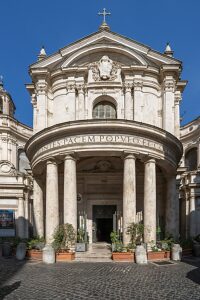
[25,25,187,245]
[2,23,199,245]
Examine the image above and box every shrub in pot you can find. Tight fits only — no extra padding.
[26,237,45,260]
[52,223,76,261]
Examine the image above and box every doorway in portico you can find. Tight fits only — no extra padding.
[92,205,116,243]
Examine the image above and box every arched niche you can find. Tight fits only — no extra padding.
[185,147,198,171]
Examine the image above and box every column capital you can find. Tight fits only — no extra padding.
[66,82,76,93]
[64,153,77,162]
[123,153,136,161]
[46,158,57,166]
[76,84,85,94]
[133,79,143,91]
[163,78,175,92]
[143,157,156,165]
[123,82,133,93]
[175,90,182,104]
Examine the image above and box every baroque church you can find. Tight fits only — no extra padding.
[0,15,199,247]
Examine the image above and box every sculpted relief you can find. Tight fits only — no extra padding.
[89,55,121,82]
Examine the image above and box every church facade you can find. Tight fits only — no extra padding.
[25,23,187,246]
[0,21,199,246]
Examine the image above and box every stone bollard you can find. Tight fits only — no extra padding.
[3,242,12,257]
[16,242,26,260]
[135,245,147,264]
[43,244,55,264]
[172,244,182,261]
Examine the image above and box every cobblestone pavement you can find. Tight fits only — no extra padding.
[0,257,200,300]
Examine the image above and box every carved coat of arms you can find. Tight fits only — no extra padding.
[89,55,120,81]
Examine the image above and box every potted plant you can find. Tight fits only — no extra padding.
[76,227,88,252]
[52,223,76,261]
[192,234,200,257]
[111,228,135,262]
[26,237,45,260]
[147,239,171,261]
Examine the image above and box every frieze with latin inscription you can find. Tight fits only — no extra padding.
[36,134,165,156]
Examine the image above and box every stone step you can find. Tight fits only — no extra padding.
[75,257,112,262]
[75,243,112,262]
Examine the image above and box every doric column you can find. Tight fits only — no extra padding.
[124,83,133,120]
[144,158,156,244]
[133,79,143,122]
[165,175,179,238]
[33,178,44,237]
[77,84,85,120]
[162,77,175,135]
[123,154,136,245]
[46,159,59,244]
[189,194,196,237]
[63,155,77,232]
[17,197,25,239]
[174,91,182,139]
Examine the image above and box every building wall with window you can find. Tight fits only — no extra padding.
[0,81,33,238]
[179,117,200,238]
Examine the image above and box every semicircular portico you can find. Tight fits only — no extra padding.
[26,119,182,175]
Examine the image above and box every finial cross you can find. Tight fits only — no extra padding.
[98,8,111,23]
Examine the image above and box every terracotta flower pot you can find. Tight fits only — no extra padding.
[147,251,170,261]
[56,251,75,261]
[112,252,135,262]
[26,249,43,260]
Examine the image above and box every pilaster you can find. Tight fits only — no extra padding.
[162,77,175,135]
[133,79,143,122]
[124,83,133,120]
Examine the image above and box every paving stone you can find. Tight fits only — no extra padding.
[0,257,199,300]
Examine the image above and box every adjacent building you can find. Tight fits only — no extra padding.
[0,79,32,238]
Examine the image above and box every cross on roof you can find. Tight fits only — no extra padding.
[98,8,111,24]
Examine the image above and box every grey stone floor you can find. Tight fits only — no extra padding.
[0,257,200,300]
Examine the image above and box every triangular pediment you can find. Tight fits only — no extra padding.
[30,30,181,72]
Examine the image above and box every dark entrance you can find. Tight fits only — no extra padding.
[92,205,116,243]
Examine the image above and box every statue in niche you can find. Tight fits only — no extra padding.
[89,55,121,82]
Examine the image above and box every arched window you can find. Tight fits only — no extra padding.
[185,148,197,171]
[93,101,117,119]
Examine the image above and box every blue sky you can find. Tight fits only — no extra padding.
[0,0,199,127]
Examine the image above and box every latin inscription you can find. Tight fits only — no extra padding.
[36,134,163,155]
